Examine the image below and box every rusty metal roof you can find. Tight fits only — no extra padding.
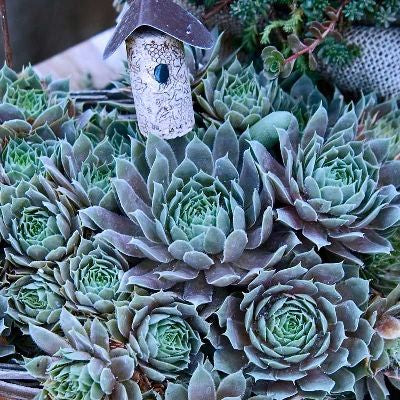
[103,0,214,59]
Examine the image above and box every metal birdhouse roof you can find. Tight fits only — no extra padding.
[103,0,214,59]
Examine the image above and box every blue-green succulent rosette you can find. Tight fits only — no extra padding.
[109,291,209,383]
[40,133,119,212]
[0,133,58,186]
[209,250,372,400]
[194,58,294,131]
[77,108,143,159]
[251,104,400,265]
[6,272,64,333]
[0,64,69,123]
[0,177,80,269]
[80,121,299,305]
[26,309,137,400]
[353,284,400,400]
[54,237,133,318]
[0,96,74,186]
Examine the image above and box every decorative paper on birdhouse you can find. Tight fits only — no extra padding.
[126,29,193,139]
[104,0,214,139]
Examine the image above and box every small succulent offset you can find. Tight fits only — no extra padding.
[0,178,80,269]
[6,273,64,332]
[0,97,73,141]
[0,135,58,185]
[211,252,372,400]
[0,92,74,186]
[262,46,294,80]
[54,237,131,318]
[251,105,400,264]
[110,291,208,383]
[194,58,293,131]
[281,73,349,129]
[26,308,137,399]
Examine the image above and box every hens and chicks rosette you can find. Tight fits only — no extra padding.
[0,51,400,400]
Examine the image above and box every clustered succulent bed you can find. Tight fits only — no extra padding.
[2,36,400,400]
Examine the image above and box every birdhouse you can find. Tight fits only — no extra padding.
[104,0,214,139]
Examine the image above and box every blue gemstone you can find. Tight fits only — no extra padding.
[154,64,169,84]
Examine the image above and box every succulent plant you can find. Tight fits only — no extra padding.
[26,308,137,400]
[6,273,64,332]
[185,29,237,87]
[281,74,346,128]
[262,46,293,80]
[54,237,132,318]
[0,292,14,358]
[0,99,74,143]
[361,98,400,161]
[40,132,119,211]
[80,123,299,305]
[109,291,208,383]
[0,91,77,188]
[164,360,249,400]
[210,251,372,399]
[0,64,69,123]
[78,109,142,159]
[0,135,58,185]
[353,285,400,400]
[362,229,400,295]
[3,87,48,122]
[1,57,400,400]
[194,58,293,131]
[0,178,80,269]
[251,105,400,265]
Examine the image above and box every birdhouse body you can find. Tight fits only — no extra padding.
[104,0,213,139]
[126,29,194,139]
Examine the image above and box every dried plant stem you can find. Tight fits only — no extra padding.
[203,0,233,20]
[284,1,347,66]
[0,0,12,68]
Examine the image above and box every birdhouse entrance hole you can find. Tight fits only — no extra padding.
[154,63,169,84]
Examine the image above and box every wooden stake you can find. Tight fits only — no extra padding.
[0,0,12,68]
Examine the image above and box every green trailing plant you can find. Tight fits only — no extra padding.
[254,0,400,73]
